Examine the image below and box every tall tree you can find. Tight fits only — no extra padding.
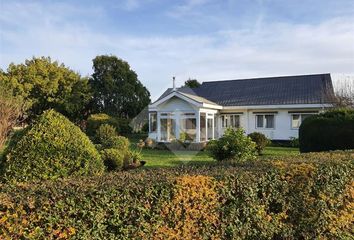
[183,78,201,88]
[90,55,151,118]
[0,57,92,121]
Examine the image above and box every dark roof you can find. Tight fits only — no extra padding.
[156,73,335,106]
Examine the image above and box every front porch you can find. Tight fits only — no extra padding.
[149,109,218,142]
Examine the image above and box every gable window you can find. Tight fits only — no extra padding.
[291,114,313,129]
[149,112,157,132]
[222,115,240,128]
[256,115,275,129]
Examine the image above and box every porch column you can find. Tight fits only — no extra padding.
[212,116,215,139]
[196,111,200,142]
[157,112,161,141]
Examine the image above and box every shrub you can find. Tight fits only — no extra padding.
[299,109,354,152]
[86,113,132,137]
[179,131,193,142]
[2,110,104,182]
[248,132,270,154]
[289,137,299,148]
[0,151,352,239]
[207,128,256,162]
[95,124,118,148]
[112,136,130,152]
[101,148,124,171]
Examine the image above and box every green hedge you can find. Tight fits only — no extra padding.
[0,151,353,239]
[299,109,354,152]
[1,110,104,182]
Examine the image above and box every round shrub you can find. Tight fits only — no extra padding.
[101,148,124,171]
[207,128,257,162]
[299,109,354,153]
[248,132,270,155]
[96,124,118,148]
[111,136,130,152]
[3,110,104,182]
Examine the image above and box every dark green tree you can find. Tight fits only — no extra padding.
[90,55,150,118]
[0,57,92,121]
[184,78,201,88]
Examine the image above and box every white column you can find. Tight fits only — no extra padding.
[157,112,161,141]
[196,111,200,142]
[212,115,215,139]
[176,112,180,140]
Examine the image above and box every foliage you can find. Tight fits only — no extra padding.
[0,151,352,239]
[248,132,270,155]
[90,55,150,118]
[299,109,354,152]
[101,148,124,171]
[87,113,132,137]
[2,110,104,182]
[0,81,26,149]
[183,78,201,88]
[179,131,193,142]
[154,175,220,239]
[95,124,118,148]
[207,128,257,162]
[0,57,92,121]
[289,137,300,148]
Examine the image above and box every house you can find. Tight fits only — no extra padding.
[148,73,335,142]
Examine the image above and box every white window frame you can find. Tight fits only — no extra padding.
[255,114,275,129]
[221,114,241,128]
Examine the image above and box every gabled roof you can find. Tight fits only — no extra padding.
[155,73,335,107]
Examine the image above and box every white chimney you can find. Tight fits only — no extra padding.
[173,76,176,90]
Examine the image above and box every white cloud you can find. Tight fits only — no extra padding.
[0,1,353,100]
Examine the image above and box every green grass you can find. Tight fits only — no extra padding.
[140,146,299,168]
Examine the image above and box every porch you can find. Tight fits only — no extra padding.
[149,110,218,142]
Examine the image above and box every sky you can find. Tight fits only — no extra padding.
[0,0,353,100]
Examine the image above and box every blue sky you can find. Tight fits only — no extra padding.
[0,0,353,99]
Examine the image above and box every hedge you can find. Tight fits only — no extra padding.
[299,109,354,152]
[0,151,353,239]
[1,110,104,182]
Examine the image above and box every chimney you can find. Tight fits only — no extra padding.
[173,76,176,90]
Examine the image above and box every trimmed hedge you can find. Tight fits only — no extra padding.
[2,110,104,182]
[299,109,354,152]
[0,151,353,239]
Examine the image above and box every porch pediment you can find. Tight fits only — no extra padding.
[149,90,222,110]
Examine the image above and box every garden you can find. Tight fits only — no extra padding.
[0,57,353,239]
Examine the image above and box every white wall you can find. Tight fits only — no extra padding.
[219,108,321,140]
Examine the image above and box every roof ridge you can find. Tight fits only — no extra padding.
[201,73,331,84]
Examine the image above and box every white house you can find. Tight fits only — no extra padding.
[148,74,335,142]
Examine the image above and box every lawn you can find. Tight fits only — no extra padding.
[140,146,299,168]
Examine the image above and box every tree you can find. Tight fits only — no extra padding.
[90,55,150,118]
[0,57,92,121]
[183,78,201,88]
[333,76,354,108]
[0,79,26,149]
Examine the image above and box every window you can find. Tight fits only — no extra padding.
[256,115,275,129]
[222,115,240,128]
[181,118,196,130]
[149,112,157,132]
[230,115,240,128]
[291,114,314,129]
